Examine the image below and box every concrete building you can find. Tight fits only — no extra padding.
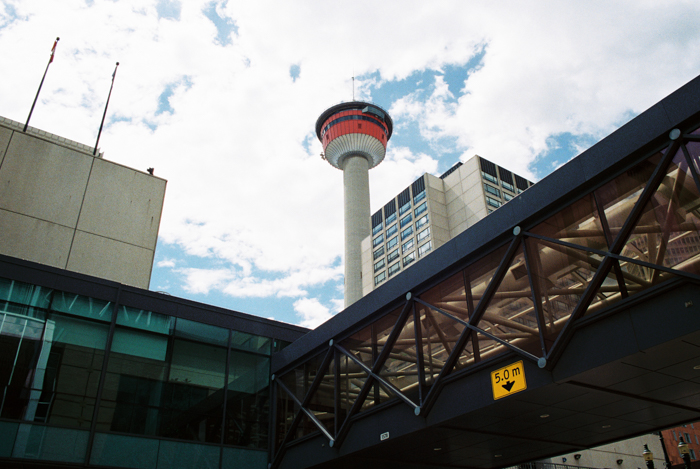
[316,102,393,307]
[0,116,166,288]
[362,155,533,296]
[0,119,307,469]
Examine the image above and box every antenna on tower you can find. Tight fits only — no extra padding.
[352,75,355,101]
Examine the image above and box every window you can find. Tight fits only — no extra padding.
[399,201,411,215]
[482,171,497,184]
[386,223,397,238]
[690,449,697,460]
[503,192,513,202]
[385,212,397,225]
[418,241,432,257]
[501,181,515,192]
[403,251,416,267]
[484,184,501,198]
[402,238,414,253]
[373,246,384,260]
[414,201,427,217]
[388,262,400,277]
[387,249,399,263]
[374,258,385,273]
[374,271,386,286]
[417,227,430,243]
[372,223,382,236]
[401,226,413,240]
[486,196,501,208]
[413,190,426,204]
[416,214,429,229]
[400,213,412,228]
[373,234,383,247]
[387,236,398,250]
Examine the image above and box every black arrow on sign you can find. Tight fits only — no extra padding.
[502,381,515,392]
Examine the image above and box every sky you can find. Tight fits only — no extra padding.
[2,0,700,329]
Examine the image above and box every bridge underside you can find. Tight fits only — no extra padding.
[280,282,700,469]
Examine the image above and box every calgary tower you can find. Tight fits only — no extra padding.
[316,102,393,307]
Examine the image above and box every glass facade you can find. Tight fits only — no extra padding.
[0,276,296,469]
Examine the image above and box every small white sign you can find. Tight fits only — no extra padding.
[380,432,389,441]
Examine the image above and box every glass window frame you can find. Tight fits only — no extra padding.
[374,258,385,273]
[418,241,432,257]
[373,246,385,260]
[388,262,400,277]
[414,201,427,217]
[374,271,386,286]
[417,227,430,243]
[387,248,399,263]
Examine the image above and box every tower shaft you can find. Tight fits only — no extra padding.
[316,101,393,309]
[342,155,370,307]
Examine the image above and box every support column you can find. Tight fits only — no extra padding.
[342,155,371,307]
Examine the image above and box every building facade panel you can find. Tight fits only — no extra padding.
[0,209,74,268]
[66,230,156,287]
[78,157,166,250]
[0,131,93,228]
[0,126,12,166]
[0,117,166,289]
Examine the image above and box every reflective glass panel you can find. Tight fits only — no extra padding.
[619,147,700,278]
[99,313,228,445]
[378,310,418,404]
[306,356,335,437]
[0,278,51,319]
[527,237,604,346]
[530,193,607,251]
[226,349,270,447]
[596,151,662,248]
[453,245,508,369]
[52,292,112,322]
[418,273,469,383]
[477,243,541,359]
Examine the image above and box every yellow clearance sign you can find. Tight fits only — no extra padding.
[491,360,526,400]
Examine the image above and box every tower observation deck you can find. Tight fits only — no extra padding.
[316,101,393,307]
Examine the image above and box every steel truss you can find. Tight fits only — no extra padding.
[270,126,700,468]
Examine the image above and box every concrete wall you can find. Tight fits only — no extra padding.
[0,117,166,288]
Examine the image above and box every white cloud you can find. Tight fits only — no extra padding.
[3,0,700,323]
[157,258,176,268]
[293,297,336,329]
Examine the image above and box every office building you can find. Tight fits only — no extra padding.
[316,102,393,307]
[0,116,166,289]
[0,118,307,469]
[362,155,533,296]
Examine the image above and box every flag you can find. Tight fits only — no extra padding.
[49,37,59,63]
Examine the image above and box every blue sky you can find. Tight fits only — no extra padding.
[2,0,700,327]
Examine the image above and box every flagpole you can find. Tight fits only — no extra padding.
[93,62,119,156]
[24,37,59,132]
